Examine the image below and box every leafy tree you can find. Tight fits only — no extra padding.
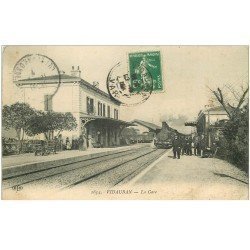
[208,83,249,172]
[53,112,78,137]
[121,127,139,139]
[222,104,249,172]
[2,102,36,153]
[26,111,77,140]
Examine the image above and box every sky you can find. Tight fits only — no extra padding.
[2,46,248,133]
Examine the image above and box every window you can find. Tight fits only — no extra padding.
[114,108,119,120]
[103,104,106,117]
[98,102,102,116]
[107,106,110,118]
[87,97,94,114]
[44,95,53,111]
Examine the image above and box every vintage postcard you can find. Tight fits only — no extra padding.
[1,45,249,200]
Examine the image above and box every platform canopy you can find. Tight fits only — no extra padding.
[80,115,135,127]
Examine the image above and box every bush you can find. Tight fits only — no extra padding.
[218,104,249,173]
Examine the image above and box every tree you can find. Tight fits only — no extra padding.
[208,83,248,119]
[53,112,78,137]
[208,83,249,172]
[121,127,139,140]
[26,111,77,140]
[2,102,36,153]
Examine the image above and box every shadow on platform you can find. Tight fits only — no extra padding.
[213,172,248,185]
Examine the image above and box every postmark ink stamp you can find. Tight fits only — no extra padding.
[106,61,153,106]
[13,54,61,98]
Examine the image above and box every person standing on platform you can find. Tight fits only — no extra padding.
[182,137,188,155]
[151,136,157,149]
[172,135,182,159]
[78,135,85,151]
[88,135,94,149]
[181,136,185,155]
[187,136,192,155]
[193,134,199,156]
[66,137,71,150]
[200,134,206,157]
[58,134,63,151]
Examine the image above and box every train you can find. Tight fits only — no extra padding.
[122,121,186,149]
[128,131,155,144]
[153,122,187,149]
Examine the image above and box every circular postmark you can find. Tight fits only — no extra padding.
[106,61,153,106]
[13,54,61,98]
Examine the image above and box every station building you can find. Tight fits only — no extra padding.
[195,106,229,135]
[14,66,132,148]
[185,106,229,147]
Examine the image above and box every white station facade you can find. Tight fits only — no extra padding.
[14,66,132,147]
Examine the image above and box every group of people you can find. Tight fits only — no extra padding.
[64,135,96,150]
[36,135,86,154]
[172,134,207,159]
[64,135,88,151]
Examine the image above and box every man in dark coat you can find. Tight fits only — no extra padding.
[186,136,192,155]
[181,136,186,155]
[200,134,206,157]
[78,135,85,151]
[172,135,182,159]
[193,134,200,156]
[182,137,189,155]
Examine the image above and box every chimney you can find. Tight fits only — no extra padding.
[162,121,169,130]
[70,65,81,78]
[93,81,99,88]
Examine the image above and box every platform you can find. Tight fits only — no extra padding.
[2,144,147,178]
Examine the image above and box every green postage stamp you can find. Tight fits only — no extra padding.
[128,51,163,93]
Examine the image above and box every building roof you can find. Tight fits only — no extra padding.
[197,105,229,120]
[16,74,73,82]
[15,74,121,105]
[132,119,161,131]
[207,106,227,112]
[198,106,229,116]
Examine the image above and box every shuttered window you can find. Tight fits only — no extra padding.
[103,104,106,117]
[87,97,94,114]
[107,106,110,118]
[98,102,102,116]
[44,95,53,111]
[113,109,119,119]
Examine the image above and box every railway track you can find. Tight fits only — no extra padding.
[2,147,142,190]
[2,146,169,191]
[67,148,167,189]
